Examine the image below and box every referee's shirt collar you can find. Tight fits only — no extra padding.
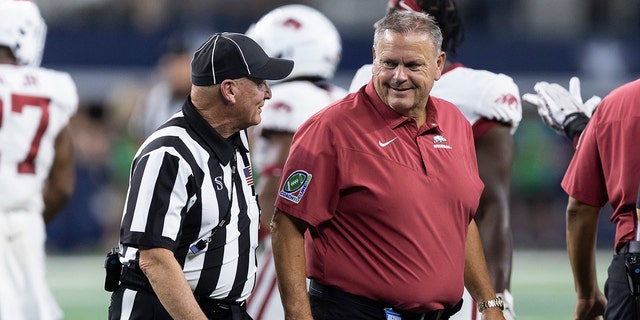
[182,96,248,165]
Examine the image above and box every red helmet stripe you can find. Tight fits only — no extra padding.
[388,0,423,13]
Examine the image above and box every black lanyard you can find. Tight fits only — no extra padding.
[189,148,238,254]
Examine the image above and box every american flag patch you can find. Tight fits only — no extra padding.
[243,166,254,186]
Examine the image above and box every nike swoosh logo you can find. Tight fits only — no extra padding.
[378,137,398,147]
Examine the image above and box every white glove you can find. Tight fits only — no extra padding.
[569,76,601,117]
[521,92,561,133]
[522,76,600,134]
[522,83,578,134]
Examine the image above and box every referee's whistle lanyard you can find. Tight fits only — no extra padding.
[189,148,238,255]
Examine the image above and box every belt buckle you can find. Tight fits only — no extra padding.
[215,302,231,310]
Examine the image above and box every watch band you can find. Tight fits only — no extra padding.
[477,296,504,312]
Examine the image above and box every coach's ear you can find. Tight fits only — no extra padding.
[434,51,446,80]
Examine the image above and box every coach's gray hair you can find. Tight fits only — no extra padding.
[373,10,443,56]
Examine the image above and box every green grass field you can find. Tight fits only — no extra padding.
[46,249,612,320]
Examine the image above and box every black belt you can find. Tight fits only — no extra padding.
[618,241,640,320]
[618,241,640,255]
[120,265,246,317]
[196,296,246,308]
[309,280,462,320]
[196,296,247,320]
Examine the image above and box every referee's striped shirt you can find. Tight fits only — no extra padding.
[119,97,260,302]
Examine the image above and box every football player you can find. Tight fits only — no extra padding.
[0,1,78,319]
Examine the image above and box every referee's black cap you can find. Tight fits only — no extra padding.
[191,32,294,86]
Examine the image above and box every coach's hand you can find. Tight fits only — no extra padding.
[574,290,606,320]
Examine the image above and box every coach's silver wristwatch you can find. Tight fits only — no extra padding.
[477,296,504,313]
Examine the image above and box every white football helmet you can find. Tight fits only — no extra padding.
[246,4,341,81]
[0,0,47,67]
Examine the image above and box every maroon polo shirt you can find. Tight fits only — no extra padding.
[562,79,640,253]
[275,80,484,313]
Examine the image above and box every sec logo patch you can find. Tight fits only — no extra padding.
[279,170,312,204]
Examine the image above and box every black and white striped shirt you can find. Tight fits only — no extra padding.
[119,97,260,301]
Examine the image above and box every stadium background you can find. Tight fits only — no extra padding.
[34,0,639,319]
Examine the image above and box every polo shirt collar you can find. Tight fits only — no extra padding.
[182,96,248,165]
[364,80,443,134]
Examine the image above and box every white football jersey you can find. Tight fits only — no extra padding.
[0,64,78,213]
[259,81,346,132]
[349,63,522,134]
[252,81,346,172]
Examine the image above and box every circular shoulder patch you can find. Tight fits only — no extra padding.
[279,170,313,204]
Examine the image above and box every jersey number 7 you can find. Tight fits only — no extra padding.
[0,93,51,174]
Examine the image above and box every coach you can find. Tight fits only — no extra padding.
[108,32,293,320]
[270,11,504,320]
[561,79,640,319]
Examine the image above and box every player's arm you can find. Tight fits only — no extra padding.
[270,208,313,320]
[522,77,601,147]
[463,220,506,320]
[474,75,522,134]
[474,123,513,293]
[138,247,208,320]
[565,196,606,318]
[256,130,294,229]
[42,124,75,224]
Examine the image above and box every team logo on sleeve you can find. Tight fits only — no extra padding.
[279,170,312,204]
[494,94,520,110]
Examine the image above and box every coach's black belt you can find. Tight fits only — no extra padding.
[617,241,640,255]
[309,279,462,320]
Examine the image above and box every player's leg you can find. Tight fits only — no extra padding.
[247,235,285,320]
[0,212,25,320]
[18,211,64,320]
[449,289,475,320]
[1,211,62,320]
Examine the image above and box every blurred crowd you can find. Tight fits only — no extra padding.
[42,0,638,252]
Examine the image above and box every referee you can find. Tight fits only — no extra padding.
[108,32,293,320]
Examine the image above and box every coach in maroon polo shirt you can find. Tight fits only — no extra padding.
[269,10,504,320]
